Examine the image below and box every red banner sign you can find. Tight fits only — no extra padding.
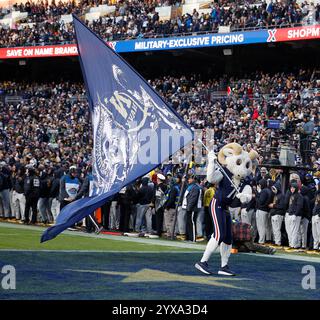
[274,25,320,42]
[0,44,78,59]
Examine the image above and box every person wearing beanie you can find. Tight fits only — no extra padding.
[50,169,63,223]
[153,173,168,237]
[176,175,188,241]
[182,174,202,242]
[135,176,154,234]
[11,166,26,223]
[164,174,181,239]
[59,165,81,210]
[38,166,51,225]
[269,181,285,246]
[298,185,312,249]
[304,174,316,205]
[0,162,12,220]
[311,190,320,252]
[75,167,102,233]
[166,171,173,186]
[284,180,303,250]
[289,173,302,189]
[256,178,273,244]
[23,166,40,224]
[265,179,275,242]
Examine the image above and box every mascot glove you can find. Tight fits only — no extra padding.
[208,151,217,163]
[236,192,250,204]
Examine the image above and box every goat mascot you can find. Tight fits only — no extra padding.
[195,143,259,276]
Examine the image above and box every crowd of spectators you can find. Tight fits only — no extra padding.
[151,69,319,162]
[0,69,319,251]
[1,0,319,47]
[0,69,319,167]
[0,81,91,168]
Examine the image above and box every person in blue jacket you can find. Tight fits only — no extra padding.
[59,165,81,211]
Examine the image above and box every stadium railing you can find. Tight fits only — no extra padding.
[0,20,319,48]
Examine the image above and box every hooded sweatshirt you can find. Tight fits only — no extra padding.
[270,182,286,216]
[300,186,311,220]
[285,182,303,216]
[312,192,320,217]
[256,179,272,212]
[39,171,51,198]
[137,177,154,205]
[50,169,63,199]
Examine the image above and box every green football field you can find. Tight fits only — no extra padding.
[0,223,195,252]
[0,222,319,300]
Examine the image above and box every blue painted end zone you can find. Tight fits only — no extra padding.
[0,252,319,300]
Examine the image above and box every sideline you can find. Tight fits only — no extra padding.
[0,249,201,253]
[0,222,206,250]
[1,222,320,263]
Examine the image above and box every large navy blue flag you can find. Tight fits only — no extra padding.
[41,15,193,242]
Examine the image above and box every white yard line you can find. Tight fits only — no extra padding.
[244,252,320,264]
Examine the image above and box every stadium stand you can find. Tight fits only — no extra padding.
[0,0,319,253]
[0,0,319,47]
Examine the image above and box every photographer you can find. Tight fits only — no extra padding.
[299,115,315,165]
[24,166,41,225]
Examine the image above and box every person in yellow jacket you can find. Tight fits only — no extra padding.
[204,182,215,240]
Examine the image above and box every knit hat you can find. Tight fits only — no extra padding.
[258,178,268,189]
[290,180,299,189]
[157,173,166,181]
[271,181,281,194]
[69,165,77,172]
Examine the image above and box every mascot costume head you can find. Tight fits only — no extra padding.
[217,143,259,181]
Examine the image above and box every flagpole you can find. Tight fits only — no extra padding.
[42,16,194,243]
[88,215,103,234]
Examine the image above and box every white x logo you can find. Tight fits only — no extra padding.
[107,41,117,50]
[267,29,277,42]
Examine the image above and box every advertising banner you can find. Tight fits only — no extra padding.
[0,44,78,59]
[0,25,319,59]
